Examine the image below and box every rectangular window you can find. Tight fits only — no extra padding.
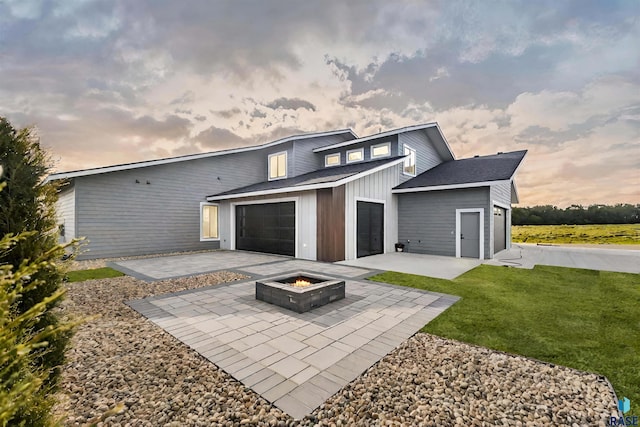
[403,144,416,176]
[325,153,340,167]
[346,148,364,163]
[371,142,391,158]
[201,204,219,240]
[268,151,287,180]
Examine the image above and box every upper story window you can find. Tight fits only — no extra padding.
[268,151,287,180]
[325,153,340,167]
[403,144,416,176]
[371,142,391,159]
[346,148,364,163]
[200,203,219,240]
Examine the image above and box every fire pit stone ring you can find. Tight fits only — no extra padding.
[255,271,346,313]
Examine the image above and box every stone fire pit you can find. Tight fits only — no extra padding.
[255,271,345,313]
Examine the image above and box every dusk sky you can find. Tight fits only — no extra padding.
[1,0,638,207]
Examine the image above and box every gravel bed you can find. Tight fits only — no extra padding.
[66,249,219,271]
[55,274,618,426]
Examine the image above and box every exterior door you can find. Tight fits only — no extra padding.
[235,202,295,256]
[460,212,480,258]
[493,206,506,253]
[357,201,384,258]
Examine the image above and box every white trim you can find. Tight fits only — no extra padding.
[455,208,484,259]
[313,123,439,153]
[46,128,357,181]
[230,196,299,258]
[402,143,417,177]
[511,151,528,177]
[346,147,364,163]
[370,142,391,159]
[492,200,511,210]
[324,153,341,167]
[392,179,510,194]
[199,202,220,241]
[268,151,288,181]
[208,157,406,201]
[354,197,386,260]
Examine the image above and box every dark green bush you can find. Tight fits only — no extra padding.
[0,117,78,426]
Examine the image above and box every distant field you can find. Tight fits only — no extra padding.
[512,224,640,244]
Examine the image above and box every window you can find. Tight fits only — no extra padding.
[371,142,390,158]
[403,144,416,176]
[325,153,340,167]
[346,148,364,163]
[268,151,287,180]
[200,203,219,240]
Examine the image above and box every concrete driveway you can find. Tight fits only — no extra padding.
[486,243,640,274]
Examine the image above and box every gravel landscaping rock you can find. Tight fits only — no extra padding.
[68,249,219,271]
[55,273,618,426]
[310,334,618,426]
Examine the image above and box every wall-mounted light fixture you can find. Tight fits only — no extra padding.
[135,179,140,183]
[146,180,150,185]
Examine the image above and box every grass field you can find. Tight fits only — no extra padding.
[512,224,640,244]
[371,265,640,414]
[65,267,124,282]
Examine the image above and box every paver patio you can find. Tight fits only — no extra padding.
[128,268,458,419]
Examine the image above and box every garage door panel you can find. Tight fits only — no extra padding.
[236,202,295,256]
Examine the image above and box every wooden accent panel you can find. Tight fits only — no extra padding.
[316,185,345,262]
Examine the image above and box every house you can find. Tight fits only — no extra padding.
[49,123,526,261]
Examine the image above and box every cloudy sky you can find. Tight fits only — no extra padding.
[1,0,638,207]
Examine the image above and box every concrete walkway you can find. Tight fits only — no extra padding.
[127,259,458,419]
[487,243,640,274]
[338,252,482,280]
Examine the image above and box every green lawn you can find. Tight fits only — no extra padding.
[512,224,640,245]
[370,265,640,414]
[65,267,124,282]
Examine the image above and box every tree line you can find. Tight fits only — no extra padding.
[512,204,640,225]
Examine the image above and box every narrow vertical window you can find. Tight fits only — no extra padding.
[268,151,287,180]
[201,204,219,239]
[403,144,416,176]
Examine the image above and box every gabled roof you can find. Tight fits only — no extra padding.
[393,150,527,193]
[312,122,455,162]
[207,156,405,201]
[46,128,358,181]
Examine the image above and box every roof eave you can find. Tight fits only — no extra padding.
[312,122,440,153]
[208,157,405,201]
[392,179,510,194]
[47,128,358,181]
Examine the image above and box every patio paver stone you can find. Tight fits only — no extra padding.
[128,258,458,420]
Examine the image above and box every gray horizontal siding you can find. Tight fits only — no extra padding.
[292,133,355,176]
[398,130,445,184]
[490,181,511,206]
[74,151,266,259]
[397,187,490,258]
[56,186,75,243]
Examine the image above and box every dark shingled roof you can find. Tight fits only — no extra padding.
[394,150,527,190]
[209,156,404,198]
